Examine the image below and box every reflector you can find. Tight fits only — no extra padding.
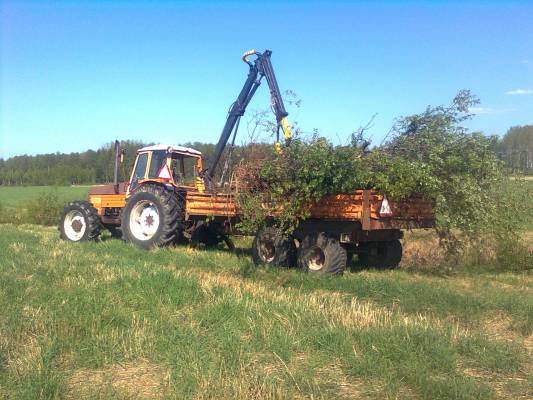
[379,196,393,217]
[157,164,173,180]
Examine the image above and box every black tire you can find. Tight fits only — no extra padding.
[358,240,402,269]
[121,184,182,249]
[190,221,234,250]
[252,227,296,268]
[59,201,103,242]
[297,232,347,275]
[106,226,122,239]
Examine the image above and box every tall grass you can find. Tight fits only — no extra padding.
[0,189,63,226]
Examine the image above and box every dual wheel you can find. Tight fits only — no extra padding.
[252,228,348,275]
[252,227,403,274]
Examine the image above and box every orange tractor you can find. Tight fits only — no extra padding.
[59,50,434,274]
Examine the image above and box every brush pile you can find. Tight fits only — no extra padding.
[235,91,528,255]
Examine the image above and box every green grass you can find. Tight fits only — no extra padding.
[0,185,89,209]
[1,224,532,399]
[510,178,533,231]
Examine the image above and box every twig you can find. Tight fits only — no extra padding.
[273,351,301,392]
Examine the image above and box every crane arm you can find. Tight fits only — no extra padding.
[207,49,291,180]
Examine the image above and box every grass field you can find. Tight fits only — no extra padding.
[1,184,532,398]
[0,186,89,209]
[1,224,532,399]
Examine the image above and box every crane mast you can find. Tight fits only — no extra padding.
[207,49,291,180]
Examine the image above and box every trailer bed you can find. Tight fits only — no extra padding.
[186,189,434,230]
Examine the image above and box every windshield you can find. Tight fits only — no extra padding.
[170,153,198,186]
[148,150,167,178]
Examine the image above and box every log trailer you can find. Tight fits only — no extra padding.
[59,49,434,274]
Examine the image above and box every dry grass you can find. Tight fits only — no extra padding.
[400,231,444,267]
[192,269,468,340]
[67,360,171,399]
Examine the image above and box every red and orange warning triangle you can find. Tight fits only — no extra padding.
[157,164,173,180]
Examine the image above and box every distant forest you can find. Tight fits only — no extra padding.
[0,140,261,186]
[495,125,533,172]
[1,125,532,186]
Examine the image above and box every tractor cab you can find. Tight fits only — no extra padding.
[128,144,205,194]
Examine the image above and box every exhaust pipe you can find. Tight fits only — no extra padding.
[113,140,121,194]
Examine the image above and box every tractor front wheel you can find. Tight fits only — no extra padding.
[59,201,103,242]
[121,184,182,249]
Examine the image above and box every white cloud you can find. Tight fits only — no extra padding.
[469,107,515,115]
[469,107,492,114]
[505,89,533,95]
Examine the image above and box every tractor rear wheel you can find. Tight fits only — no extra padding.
[59,201,103,242]
[297,232,347,275]
[252,227,296,268]
[358,240,402,269]
[121,184,182,249]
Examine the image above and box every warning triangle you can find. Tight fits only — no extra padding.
[157,164,173,180]
[379,196,393,217]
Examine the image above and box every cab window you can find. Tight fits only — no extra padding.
[132,153,148,181]
[170,154,197,185]
[148,150,167,178]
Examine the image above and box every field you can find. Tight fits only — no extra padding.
[0,185,532,399]
[0,186,89,210]
[1,225,532,399]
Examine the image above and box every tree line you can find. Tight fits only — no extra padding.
[0,124,532,186]
[495,125,533,172]
[0,140,253,186]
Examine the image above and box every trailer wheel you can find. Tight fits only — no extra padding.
[59,201,103,242]
[252,227,296,268]
[121,184,182,249]
[298,232,347,275]
[358,240,402,269]
[191,221,234,250]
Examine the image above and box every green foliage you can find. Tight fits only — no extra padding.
[494,238,533,272]
[0,140,271,186]
[237,91,525,255]
[0,201,5,224]
[0,140,146,186]
[496,124,533,173]
[25,190,63,226]
[382,92,506,245]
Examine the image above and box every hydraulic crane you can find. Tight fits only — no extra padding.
[207,49,292,181]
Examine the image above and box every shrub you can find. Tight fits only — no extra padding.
[494,238,533,272]
[25,190,63,226]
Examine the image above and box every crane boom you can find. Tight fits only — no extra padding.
[207,49,291,180]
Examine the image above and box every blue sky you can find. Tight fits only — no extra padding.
[1,0,532,158]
